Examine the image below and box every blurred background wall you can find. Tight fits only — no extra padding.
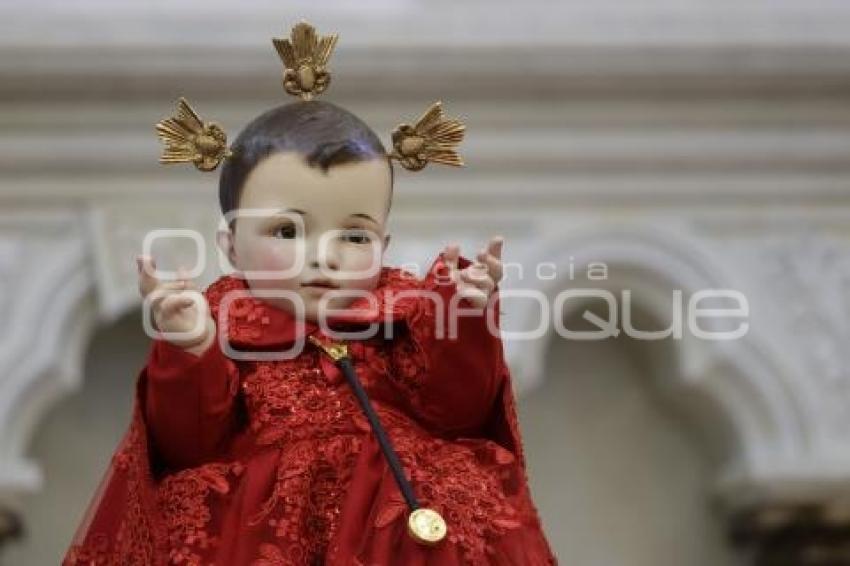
[2,1,850,564]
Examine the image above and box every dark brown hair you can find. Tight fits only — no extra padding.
[219,100,393,226]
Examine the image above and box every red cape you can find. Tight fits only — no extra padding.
[64,254,556,565]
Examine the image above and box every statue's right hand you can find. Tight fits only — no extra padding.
[137,254,214,352]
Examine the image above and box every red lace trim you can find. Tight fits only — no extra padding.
[157,461,244,564]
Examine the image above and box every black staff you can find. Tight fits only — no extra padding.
[308,335,447,545]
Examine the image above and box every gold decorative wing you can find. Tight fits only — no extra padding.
[273,21,339,100]
[155,97,231,171]
[390,101,466,171]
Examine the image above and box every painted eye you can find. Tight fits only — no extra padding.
[340,229,372,244]
[272,223,297,239]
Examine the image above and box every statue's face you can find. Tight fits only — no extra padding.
[218,152,392,321]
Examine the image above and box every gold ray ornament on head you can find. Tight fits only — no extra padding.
[273,21,339,100]
[390,101,466,171]
[155,97,231,171]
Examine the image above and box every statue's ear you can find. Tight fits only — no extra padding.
[216,228,238,270]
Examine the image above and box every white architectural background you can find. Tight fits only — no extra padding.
[1,1,849,564]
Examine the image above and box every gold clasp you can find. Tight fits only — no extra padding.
[308,335,349,361]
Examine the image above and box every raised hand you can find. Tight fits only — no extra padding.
[137,254,215,355]
[442,236,504,310]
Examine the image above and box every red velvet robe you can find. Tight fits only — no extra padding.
[64,253,557,565]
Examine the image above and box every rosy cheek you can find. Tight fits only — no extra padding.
[259,247,297,273]
[340,248,383,285]
[242,240,300,275]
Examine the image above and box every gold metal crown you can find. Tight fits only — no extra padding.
[155,21,466,173]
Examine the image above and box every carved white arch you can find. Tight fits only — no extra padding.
[503,223,841,506]
[0,233,97,495]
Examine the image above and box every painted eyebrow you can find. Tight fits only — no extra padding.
[270,209,377,225]
[273,207,307,216]
[349,213,379,224]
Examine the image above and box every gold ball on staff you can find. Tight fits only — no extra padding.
[407,508,447,545]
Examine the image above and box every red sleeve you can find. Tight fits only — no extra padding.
[390,252,505,436]
[140,335,240,472]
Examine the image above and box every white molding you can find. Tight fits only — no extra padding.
[7,1,850,48]
[0,214,96,495]
[5,129,850,177]
[3,45,850,103]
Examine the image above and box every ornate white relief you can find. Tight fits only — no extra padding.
[0,213,95,496]
[756,235,850,435]
[499,222,850,504]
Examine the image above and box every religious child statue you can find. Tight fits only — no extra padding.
[64,20,556,566]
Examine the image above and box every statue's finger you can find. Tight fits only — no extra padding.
[159,292,197,318]
[137,255,160,297]
[486,236,504,260]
